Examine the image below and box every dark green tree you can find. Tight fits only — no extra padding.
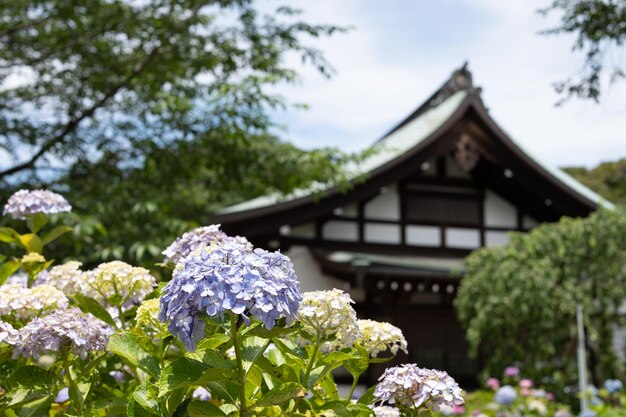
[0,1,363,268]
[540,0,626,102]
[563,158,626,206]
[455,209,626,393]
[0,0,344,180]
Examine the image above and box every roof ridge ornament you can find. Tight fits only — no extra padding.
[429,62,480,108]
[455,133,480,173]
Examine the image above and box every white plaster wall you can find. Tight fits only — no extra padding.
[322,220,358,241]
[485,231,510,247]
[364,223,401,244]
[446,228,480,249]
[286,246,347,293]
[406,225,441,246]
[445,155,471,179]
[290,223,315,239]
[364,185,400,220]
[485,191,518,228]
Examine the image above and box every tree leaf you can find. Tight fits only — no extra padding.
[158,357,236,397]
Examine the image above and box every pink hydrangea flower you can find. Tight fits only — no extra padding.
[519,379,533,389]
[504,366,520,377]
[486,377,500,390]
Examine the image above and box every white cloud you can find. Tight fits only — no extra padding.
[266,0,626,167]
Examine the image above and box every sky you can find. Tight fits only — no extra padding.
[265,0,626,168]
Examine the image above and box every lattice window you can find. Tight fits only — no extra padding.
[404,193,481,226]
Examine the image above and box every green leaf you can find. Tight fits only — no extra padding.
[27,213,48,233]
[317,401,352,417]
[128,398,157,417]
[357,385,376,405]
[17,234,43,253]
[344,345,370,379]
[158,357,237,397]
[6,366,60,389]
[14,395,54,417]
[108,332,160,378]
[187,348,235,370]
[204,381,240,404]
[195,333,230,351]
[73,293,117,327]
[241,336,269,373]
[0,388,51,410]
[318,351,356,365]
[255,382,305,407]
[187,400,227,417]
[92,397,128,415]
[41,225,73,245]
[0,259,20,286]
[0,227,19,243]
[133,381,159,412]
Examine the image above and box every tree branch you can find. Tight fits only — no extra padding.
[0,48,161,179]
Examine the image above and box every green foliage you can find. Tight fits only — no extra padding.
[50,130,360,269]
[0,0,344,179]
[0,0,366,269]
[563,158,626,206]
[540,0,626,102]
[455,209,626,390]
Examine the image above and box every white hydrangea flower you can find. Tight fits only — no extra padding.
[36,261,85,295]
[21,252,45,264]
[371,405,401,417]
[134,299,167,334]
[356,319,408,358]
[298,289,361,352]
[374,364,464,411]
[0,283,68,321]
[3,189,71,219]
[0,320,18,345]
[80,261,156,310]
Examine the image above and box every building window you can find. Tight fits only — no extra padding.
[404,193,481,226]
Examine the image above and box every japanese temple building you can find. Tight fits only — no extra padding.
[213,65,609,385]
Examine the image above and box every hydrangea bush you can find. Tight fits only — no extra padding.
[435,368,572,417]
[0,189,464,417]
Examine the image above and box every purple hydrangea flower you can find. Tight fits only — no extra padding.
[579,411,597,417]
[192,387,212,401]
[504,366,520,377]
[159,244,301,351]
[374,364,464,411]
[3,189,71,219]
[494,385,517,405]
[162,225,252,266]
[12,308,112,359]
[55,387,69,403]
